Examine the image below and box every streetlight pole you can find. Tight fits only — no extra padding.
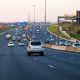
[44,0,47,42]
[32,5,36,39]
[57,17,60,45]
[33,5,36,24]
[45,0,46,24]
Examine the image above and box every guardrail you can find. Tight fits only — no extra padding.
[44,44,80,53]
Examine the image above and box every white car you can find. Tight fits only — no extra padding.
[65,41,71,46]
[72,42,80,48]
[56,41,64,45]
[36,29,40,33]
[27,41,44,56]
[8,42,14,47]
[22,34,26,39]
[12,35,16,41]
[19,41,24,46]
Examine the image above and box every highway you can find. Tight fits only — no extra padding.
[0,24,80,80]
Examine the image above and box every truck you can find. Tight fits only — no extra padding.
[6,33,11,40]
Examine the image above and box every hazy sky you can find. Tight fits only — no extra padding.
[0,0,80,22]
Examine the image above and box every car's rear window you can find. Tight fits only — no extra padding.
[9,42,13,44]
[31,42,41,46]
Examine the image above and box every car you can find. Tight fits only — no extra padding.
[19,41,24,46]
[56,41,64,45]
[72,42,80,48]
[22,34,26,39]
[36,29,40,33]
[8,42,14,47]
[45,39,50,43]
[17,36,21,41]
[27,41,44,56]
[65,41,71,46]
[12,35,16,41]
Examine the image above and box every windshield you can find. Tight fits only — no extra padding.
[31,42,41,46]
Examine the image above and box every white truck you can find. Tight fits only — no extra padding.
[6,33,11,40]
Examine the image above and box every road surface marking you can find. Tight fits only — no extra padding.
[48,65,55,68]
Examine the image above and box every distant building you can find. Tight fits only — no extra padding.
[76,11,80,25]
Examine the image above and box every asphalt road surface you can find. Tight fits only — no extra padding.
[0,26,80,80]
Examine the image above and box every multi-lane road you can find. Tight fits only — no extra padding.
[0,25,80,80]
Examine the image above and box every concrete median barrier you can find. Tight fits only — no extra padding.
[44,44,80,53]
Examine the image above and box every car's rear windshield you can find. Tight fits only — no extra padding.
[31,42,41,46]
[9,42,13,44]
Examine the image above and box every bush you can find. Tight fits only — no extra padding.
[77,30,80,34]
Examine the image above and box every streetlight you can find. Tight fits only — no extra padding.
[32,5,36,39]
[45,0,46,24]
[33,5,36,24]
[44,0,47,42]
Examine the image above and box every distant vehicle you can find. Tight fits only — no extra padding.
[17,36,21,41]
[22,34,26,39]
[8,42,14,47]
[19,41,24,46]
[6,33,11,40]
[12,35,16,41]
[72,42,80,48]
[45,39,50,43]
[56,40,64,45]
[65,41,71,46]
[38,26,40,27]
[36,29,40,33]
[27,41,44,56]
[16,28,18,31]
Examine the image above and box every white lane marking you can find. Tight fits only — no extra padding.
[48,65,55,68]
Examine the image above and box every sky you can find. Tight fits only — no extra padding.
[0,0,80,22]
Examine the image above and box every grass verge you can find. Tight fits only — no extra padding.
[48,25,70,40]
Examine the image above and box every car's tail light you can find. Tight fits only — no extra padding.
[29,45,32,49]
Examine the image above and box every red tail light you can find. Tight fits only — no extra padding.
[29,45,32,49]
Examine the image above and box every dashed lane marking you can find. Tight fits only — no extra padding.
[48,65,55,68]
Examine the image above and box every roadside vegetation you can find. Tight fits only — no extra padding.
[0,26,15,33]
[48,25,70,40]
[48,22,80,40]
[60,22,80,40]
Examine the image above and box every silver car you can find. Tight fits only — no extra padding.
[19,41,24,46]
[27,41,44,56]
[72,42,80,48]
[12,35,16,41]
[8,42,14,47]
[65,41,71,46]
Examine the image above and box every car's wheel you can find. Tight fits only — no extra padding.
[40,52,44,56]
